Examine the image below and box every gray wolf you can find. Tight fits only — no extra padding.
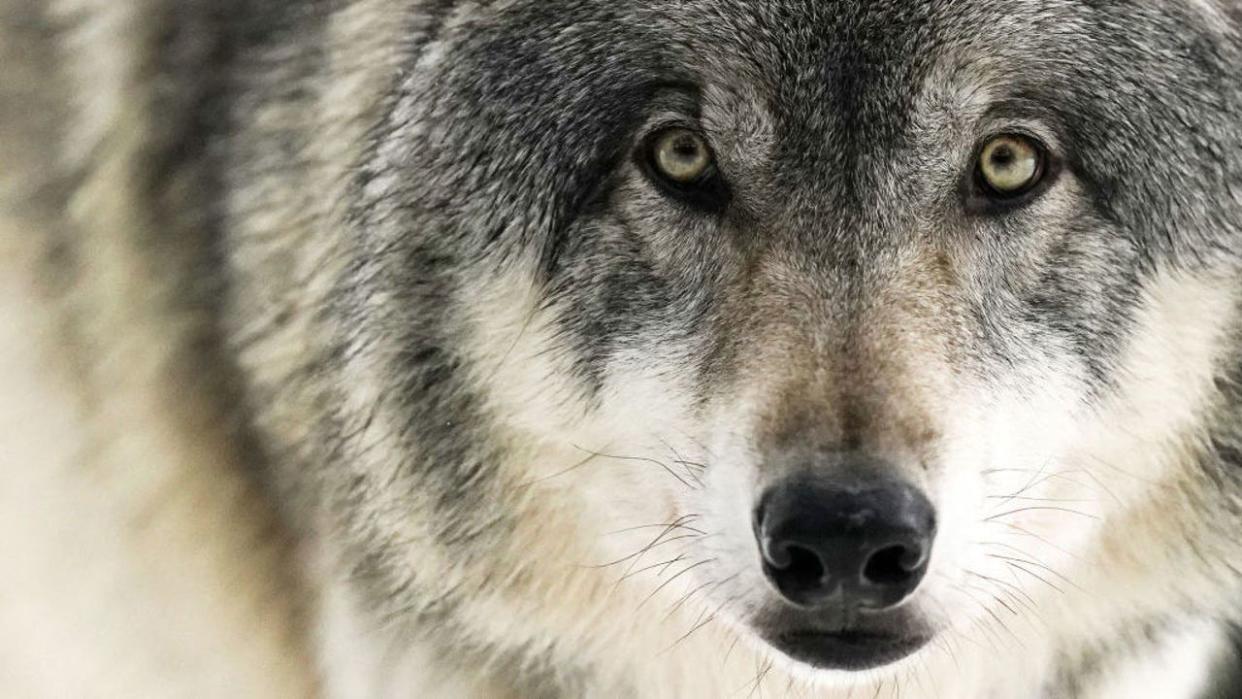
[2,0,1242,697]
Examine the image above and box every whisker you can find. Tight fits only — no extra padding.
[954,584,1024,648]
[988,552,1082,592]
[665,571,736,620]
[517,450,604,489]
[984,495,1094,504]
[637,558,715,610]
[661,612,717,655]
[965,581,1020,617]
[572,444,695,489]
[984,505,1099,522]
[986,458,1055,510]
[967,570,1040,612]
[619,554,688,583]
[744,655,776,699]
[668,425,718,461]
[987,522,1083,561]
[604,518,706,536]
[582,514,700,569]
[656,436,706,488]
[995,558,1066,595]
[722,632,743,667]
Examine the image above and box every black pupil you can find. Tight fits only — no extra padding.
[672,136,700,160]
[991,144,1016,168]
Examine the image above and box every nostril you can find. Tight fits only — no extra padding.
[775,544,826,585]
[762,541,831,607]
[861,544,921,586]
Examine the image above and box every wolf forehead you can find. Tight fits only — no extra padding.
[367,0,1239,251]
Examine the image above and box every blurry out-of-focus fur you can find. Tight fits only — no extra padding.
[0,2,311,695]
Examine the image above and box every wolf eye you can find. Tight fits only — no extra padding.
[648,127,714,184]
[976,134,1046,198]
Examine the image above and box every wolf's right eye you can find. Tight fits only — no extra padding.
[648,127,715,184]
[639,126,729,210]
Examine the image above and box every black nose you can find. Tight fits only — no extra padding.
[755,474,935,610]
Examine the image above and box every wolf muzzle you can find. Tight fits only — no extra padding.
[751,453,937,670]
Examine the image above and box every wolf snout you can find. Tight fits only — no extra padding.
[755,472,936,611]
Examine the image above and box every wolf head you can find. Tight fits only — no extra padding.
[224,0,1242,685]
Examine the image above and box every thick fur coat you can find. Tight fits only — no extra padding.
[3,1,1242,697]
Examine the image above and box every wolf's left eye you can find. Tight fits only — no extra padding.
[976,134,1046,198]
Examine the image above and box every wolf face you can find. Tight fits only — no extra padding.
[223,0,1242,692]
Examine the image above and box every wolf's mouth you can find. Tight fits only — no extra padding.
[767,629,931,671]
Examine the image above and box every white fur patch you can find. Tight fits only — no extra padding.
[1091,620,1226,699]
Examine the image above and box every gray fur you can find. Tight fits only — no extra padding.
[3,0,1242,696]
